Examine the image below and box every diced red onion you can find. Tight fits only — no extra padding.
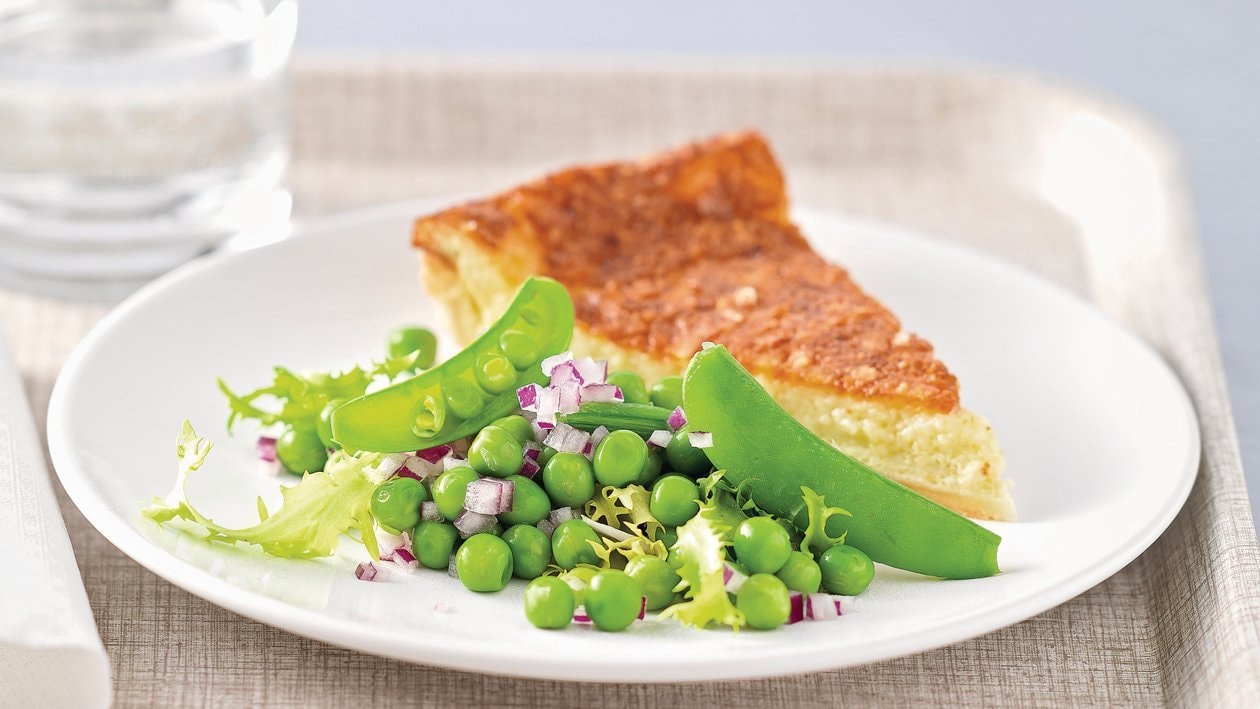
[541,351,573,377]
[394,466,425,482]
[638,596,647,620]
[355,562,379,581]
[531,419,551,441]
[519,458,540,479]
[443,456,472,472]
[806,594,843,621]
[464,478,515,515]
[549,507,579,525]
[258,459,285,476]
[667,407,688,432]
[572,608,592,624]
[647,430,672,448]
[397,454,440,480]
[687,431,714,449]
[788,592,806,624]
[535,387,561,427]
[454,510,498,538]
[415,444,453,464]
[555,380,582,415]
[376,528,409,558]
[544,423,591,456]
[723,563,748,594]
[581,439,594,458]
[449,437,471,456]
[447,554,459,578]
[517,384,541,411]
[421,501,442,522]
[579,383,623,404]
[589,425,610,448]
[551,360,584,387]
[572,357,608,386]
[522,440,542,461]
[374,453,411,480]
[390,546,419,571]
[536,518,556,537]
[257,436,277,463]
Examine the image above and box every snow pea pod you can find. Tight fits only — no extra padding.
[332,277,574,452]
[682,345,1001,580]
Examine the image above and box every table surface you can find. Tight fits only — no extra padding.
[4,61,1259,707]
[296,0,1260,529]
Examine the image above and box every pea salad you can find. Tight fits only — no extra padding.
[145,277,1000,633]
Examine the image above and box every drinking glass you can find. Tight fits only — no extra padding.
[0,0,297,297]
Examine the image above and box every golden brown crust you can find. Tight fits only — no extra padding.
[413,131,960,413]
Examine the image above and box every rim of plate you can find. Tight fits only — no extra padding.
[47,201,1200,683]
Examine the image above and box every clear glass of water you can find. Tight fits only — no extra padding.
[0,0,297,298]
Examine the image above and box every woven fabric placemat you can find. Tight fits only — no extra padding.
[2,59,1258,707]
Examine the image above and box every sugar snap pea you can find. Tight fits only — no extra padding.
[332,277,574,452]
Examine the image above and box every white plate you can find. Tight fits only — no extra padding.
[48,202,1199,683]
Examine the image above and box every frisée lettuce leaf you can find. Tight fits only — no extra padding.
[658,500,746,630]
[143,421,383,560]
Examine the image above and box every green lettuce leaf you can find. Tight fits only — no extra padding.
[800,485,851,557]
[658,501,745,630]
[144,421,382,560]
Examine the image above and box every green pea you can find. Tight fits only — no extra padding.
[316,399,346,450]
[551,519,601,569]
[592,429,648,487]
[733,517,793,574]
[542,452,595,508]
[276,425,328,474]
[475,352,517,394]
[538,445,557,469]
[455,533,513,592]
[559,565,598,605]
[649,375,684,410]
[665,428,711,477]
[409,394,446,438]
[624,555,680,611]
[502,524,552,579]
[370,477,429,533]
[650,475,701,527]
[819,544,875,596]
[469,425,523,478]
[491,415,535,445]
[736,573,791,630]
[387,326,438,368]
[775,550,823,594]
[584,570,644,631]
[606,370,650,405]
[411,520,459,570]
[498,329,540,370]
[443,378,485,419]
[656,526,678,549]
[498,475,550,526]
[524,576,575,629]
[432,466,480,521]
[636,450,664,487]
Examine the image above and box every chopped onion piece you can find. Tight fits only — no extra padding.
[572,357,608,386]
[687,431,714,449]
[788,592,806,624]
[257,436,277,463]
[579,384,623,404]
[415,444,453,464]
[582,515,632,542]
[376,528,409,558]
[555,381,582,415]
[647,430,672,448]
[443,457,472,472]
[722,563,748,594]
[572,607,592,624]
[806,594,843,621]
[536,518,556,537]
[390,546,419,571]
[535,387,561,427]
[454,510,498,538]
[447,554,459,578]
[464,478,515,515]
[258,459,285,476]
[522,440,543,461]
[420,501,442,522]
[354,562,379,581]
[549,507,580,525]
[531,420,550,441]
[544,423,591,455]
[449,437,471,456]
[541,351,574,377]
[551,360,584,387]
[590,425,611,448]
[519,458,540,479]
[517,383,541,411]
[638,596,647,620]
[667,407,688,432]
[397,454,440,480]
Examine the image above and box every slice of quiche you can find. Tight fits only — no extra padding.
[412,131,1015,521]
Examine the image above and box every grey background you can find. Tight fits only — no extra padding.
[294,0,1259,522]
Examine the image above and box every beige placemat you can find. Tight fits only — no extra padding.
[3,58,1258,707]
